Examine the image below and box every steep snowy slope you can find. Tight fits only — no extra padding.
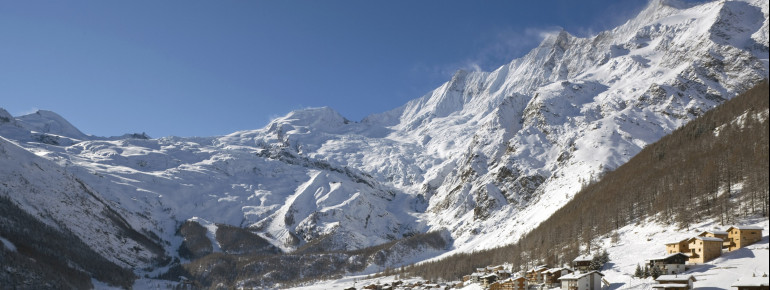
[0,0,768,280]
[369,0,770,250]
[0,136,166,271]
[221,0,769,252]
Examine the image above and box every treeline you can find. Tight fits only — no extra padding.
[0,195,136,289]
[400,80,769,280]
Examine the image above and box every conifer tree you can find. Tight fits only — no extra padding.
[634,264,644,278]
[651,265,662,279]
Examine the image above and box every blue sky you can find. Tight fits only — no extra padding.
[0,0,649,137]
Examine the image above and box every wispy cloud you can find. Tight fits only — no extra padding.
[412,25,563,83]
[14,107,40,117]
[469,26,563,70]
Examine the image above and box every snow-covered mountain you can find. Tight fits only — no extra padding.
[1,0,768,283]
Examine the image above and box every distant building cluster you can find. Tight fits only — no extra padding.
[641,225,766,290]
[458,259,608,290]
[352,225,766,290]
[663,226,763,265]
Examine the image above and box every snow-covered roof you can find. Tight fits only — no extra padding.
[727,225,764,231]
[656,274,696,282]
[700,229,728,235]
[647,252,689,262]
[664,239,689,245]
[558,271,604,281]
[545,267,567,274]
[689,236,724,242]
[652,284,689,288]
[731,276,770,287]
[573,255,592,262]
[481,273,498,279]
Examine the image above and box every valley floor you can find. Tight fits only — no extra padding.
[283,216,769,290]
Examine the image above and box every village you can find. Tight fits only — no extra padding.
[352,225,768,290]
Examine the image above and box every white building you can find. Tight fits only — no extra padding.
[558,271,604,290]
[647,253,688,275]
[654,274,697,290]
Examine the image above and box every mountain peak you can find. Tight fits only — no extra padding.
[15,110,90,140]
[278,106,350,125]
[0,107,12,123]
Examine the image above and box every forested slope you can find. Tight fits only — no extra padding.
[403,80,769,281]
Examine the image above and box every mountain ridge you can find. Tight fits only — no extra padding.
[1,0,769,287]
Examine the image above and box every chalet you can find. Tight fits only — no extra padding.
[511,276,527,290]
[726,226,764,251]
[731,276,770,290]
[647,253,689,275]
[558,271,604,290]
[653,274,696,290]
[481,273,499,288]
[489,276,527,290]
[470,272,484,283]
[687,236,723,264]
[699,229,730,249]
[665,239,690,255]
[495,269,512,280]
[573,255,593,272]
[543,268,572,287]
[699,230,729,240]
[526,265,549,283]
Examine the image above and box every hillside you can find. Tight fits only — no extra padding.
[394,80,769,285]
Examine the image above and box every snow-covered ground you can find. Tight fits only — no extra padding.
[284,217,768,290]
[600,217,768,289]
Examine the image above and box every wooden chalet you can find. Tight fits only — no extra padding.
[489,276,527,290]
[495,269,512,280]
[647,253,688,275]
[558,271,604,290]
[543,268,572,287]
[469,272,484,283]
[526,265,549,283]
[699,229,730,249]
[481,273,499,288]
[699,230,729,240]
[665,239,690,255]
[731,276,770,290]
[726,226,764,251]
[573,255,593,273]
[687,236,723,264]
[653,274,696,290]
